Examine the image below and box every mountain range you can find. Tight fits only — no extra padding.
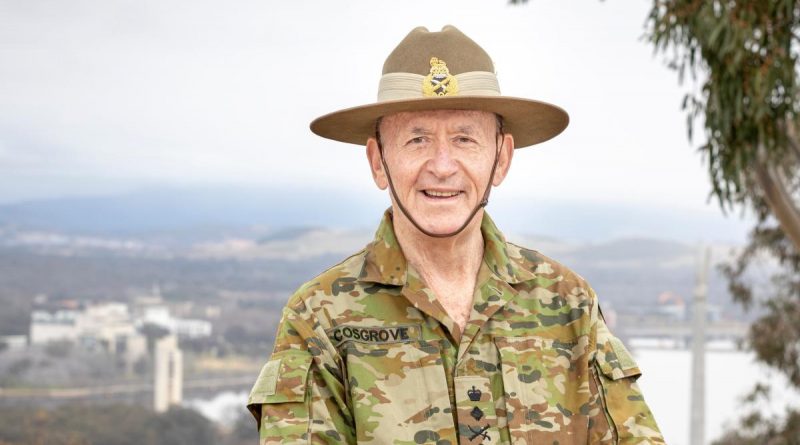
[0,186,752,243]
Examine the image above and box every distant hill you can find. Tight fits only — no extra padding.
[0,193,752,336]
[0,186,387,235]
[0,185,752,243]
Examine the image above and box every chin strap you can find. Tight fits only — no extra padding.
[378,138,502,238]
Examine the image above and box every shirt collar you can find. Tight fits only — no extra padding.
[359,209,536,286]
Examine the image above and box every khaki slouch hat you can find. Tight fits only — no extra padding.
[310,25,569,148]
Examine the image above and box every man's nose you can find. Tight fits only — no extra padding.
[426,139,459,178]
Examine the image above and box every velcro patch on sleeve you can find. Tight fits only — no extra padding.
[256,358,281,396]
[609,337,637,370]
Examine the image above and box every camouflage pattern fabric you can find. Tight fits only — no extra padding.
[248,210,665,444]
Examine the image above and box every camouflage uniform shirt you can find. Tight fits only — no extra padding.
[248,210,665,444]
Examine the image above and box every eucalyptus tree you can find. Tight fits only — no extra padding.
[645,2,800,441]
[512,0,800,441]
[647,0,800,249]
[646,7,800,438]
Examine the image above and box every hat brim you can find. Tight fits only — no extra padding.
[310,96,569,148]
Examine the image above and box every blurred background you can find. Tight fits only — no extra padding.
[1,0,799,444]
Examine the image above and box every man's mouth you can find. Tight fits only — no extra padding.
[422,190,462,198]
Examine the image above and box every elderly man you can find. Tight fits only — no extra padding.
[248,26,665,444]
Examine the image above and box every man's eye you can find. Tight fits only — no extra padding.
[407,137,427,145]
[455,136,475,144]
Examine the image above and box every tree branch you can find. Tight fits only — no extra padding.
[754,152,800,252]
[784,120,800,164]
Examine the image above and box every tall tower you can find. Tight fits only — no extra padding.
[153,335,183,413]
[690,246,709,445]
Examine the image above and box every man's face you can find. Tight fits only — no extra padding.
[366,109,514,236]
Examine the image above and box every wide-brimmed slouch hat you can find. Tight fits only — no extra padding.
[310,25,569,148]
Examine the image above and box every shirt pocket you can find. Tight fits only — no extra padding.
[247,351,313,444]
[343,340,453,444]
[494,335,591,444]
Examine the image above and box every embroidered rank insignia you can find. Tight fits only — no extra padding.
[422,57,459,97]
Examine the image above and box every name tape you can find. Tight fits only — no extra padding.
[327,324,421,346]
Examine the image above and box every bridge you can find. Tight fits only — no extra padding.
[619,320,749,348]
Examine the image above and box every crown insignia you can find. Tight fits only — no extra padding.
[467,385,482,401]
[422,57,459,97]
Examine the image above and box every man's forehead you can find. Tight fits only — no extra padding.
[380,109,496,132]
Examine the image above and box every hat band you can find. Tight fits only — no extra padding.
[377,71,500,102]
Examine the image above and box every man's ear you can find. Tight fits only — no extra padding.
[366,138,389,190]
[492,133,514,186]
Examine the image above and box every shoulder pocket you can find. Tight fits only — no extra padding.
[247,351,313,442]
[592,337,663,442]
[595,335,641,380]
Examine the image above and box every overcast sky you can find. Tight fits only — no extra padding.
[0,0,753,241]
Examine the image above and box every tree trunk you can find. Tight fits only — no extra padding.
[753,149,800,251]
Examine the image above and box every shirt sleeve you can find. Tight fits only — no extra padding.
[247,299,354,444]
[588,291,666,445]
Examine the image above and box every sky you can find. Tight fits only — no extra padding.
[0,0,754,242]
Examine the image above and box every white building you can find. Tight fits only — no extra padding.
[0,335,27,350]
[173,318,213,338]
[30,302,149,374]
[30,308,80,343]
[137,303,212,339]
[30,296,212,357]
[30,302,139,351]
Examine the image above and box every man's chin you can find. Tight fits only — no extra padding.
[417,216,478,237]
[391,205,481,236]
